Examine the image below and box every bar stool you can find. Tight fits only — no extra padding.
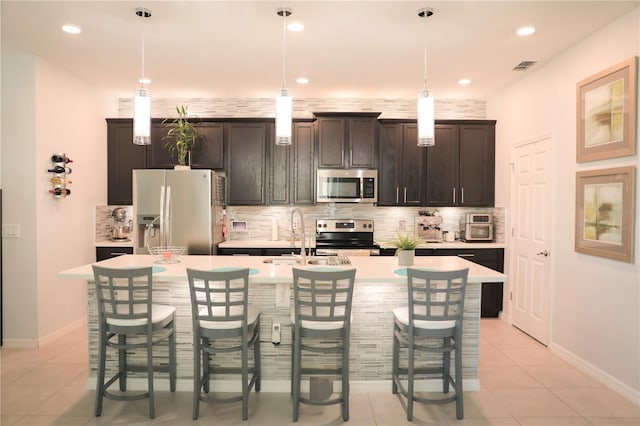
[186,267,261,420]
[392,268,468,421]
[290,267,356,422]
[91,265,176,419]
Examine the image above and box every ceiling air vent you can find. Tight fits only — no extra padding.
[513,61,537,71]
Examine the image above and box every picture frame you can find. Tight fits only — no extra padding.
[575,166,635,263]
[576,57,637,163]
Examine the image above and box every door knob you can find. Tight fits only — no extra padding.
[536,250,550,257]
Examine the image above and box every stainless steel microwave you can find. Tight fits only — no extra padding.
[316,169,378,203]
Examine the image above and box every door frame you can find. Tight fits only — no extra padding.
[507,132,556,343]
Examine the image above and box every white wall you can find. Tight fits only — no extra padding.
[1,54,110,346]
[1,54,38,343]
[488,8,640,400]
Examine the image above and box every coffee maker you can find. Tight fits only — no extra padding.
[415,214,443,243]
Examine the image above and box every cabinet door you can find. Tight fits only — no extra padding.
[146,121,175,168]
[107,119,147,205]
[400,124,425,205]
[292,122,315,205]
[227,123,267,205]
[270,124,291,205]
[378,124,402,205]
[348,117,377,168]
[192,122,224,169]
[317,117,346,168]
[426,124,459,206]
[459,124,495,206]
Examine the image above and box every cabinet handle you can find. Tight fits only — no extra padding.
[461,187,465,204]
[458,253,475,258]
[452,187,456,204]
[396,187,399,204]
[109,252,129,257]
[404,187,407,204]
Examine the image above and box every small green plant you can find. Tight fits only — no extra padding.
[388,233,424,255]
[163,105,198,166]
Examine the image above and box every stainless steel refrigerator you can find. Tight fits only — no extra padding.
[133,169,225,255]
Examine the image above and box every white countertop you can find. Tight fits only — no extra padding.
[95,239,134,247]
[219,239,505,250]
[57,254,507,284]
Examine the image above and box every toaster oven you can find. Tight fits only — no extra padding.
[462,213,494,242]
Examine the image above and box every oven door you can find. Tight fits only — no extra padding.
[464,223,494,241]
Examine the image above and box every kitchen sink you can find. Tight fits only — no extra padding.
[262,257,304,265]
[262,256,351,265]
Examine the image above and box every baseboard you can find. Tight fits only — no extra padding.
[39,316,88,347]
[1,316,87,349]
[85,378,480,393]
[549,342,640,406]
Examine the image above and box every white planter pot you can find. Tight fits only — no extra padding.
[397,250,415,266]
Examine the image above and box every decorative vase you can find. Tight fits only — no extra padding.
[397,249,415,266]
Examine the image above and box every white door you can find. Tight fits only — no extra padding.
[510,135,553,345]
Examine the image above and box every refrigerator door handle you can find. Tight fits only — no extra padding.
[164,186,171,247]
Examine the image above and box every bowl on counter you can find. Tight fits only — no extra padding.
[148,246,185,264]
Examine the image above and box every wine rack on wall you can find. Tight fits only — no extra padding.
[48,153,72,198]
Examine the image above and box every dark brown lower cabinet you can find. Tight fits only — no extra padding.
[381,247,504,317]
[96,246,134,262]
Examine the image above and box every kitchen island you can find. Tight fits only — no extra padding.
[58,255,506,392]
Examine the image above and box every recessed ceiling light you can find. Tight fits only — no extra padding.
[516,26,535,36]
[458,78,471,86]
[296,77,309,84]
[62,25,82,34]
[288,22,304,32]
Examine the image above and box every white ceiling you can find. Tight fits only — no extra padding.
[2,1,637,100]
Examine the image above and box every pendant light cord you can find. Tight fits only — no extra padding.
[423,38,427,90]
[281,12,287,90]
[140,34,146,88]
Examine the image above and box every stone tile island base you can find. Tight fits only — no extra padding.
[85,278,480,393]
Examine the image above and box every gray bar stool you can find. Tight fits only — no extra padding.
[290,267,356,422]
[186,267,261,420]
[91,265,176,419]
[392,268,468,421]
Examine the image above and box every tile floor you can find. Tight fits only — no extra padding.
[1,318,638,425]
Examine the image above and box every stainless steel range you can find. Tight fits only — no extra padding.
[315,219,380,256]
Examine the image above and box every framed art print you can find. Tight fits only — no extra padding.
[576,57,637,163]
[575,166,635,263]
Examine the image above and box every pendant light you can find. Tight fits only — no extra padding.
[417,7,435,147]
[133,7,152,146]
[275,8,292,146]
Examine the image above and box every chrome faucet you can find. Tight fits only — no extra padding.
[290,208,306,264]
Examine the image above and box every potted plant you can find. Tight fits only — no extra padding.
[163,105,197,169]
[389,233,424,266]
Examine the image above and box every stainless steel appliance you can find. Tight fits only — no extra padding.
[315,219,380,255]
[109,207,132,241]
[133,169,225,255]
[316,169,377,203]
[415,215,443,243]
[461,213,494,242]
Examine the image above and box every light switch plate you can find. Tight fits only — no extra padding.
[2,224,20,238]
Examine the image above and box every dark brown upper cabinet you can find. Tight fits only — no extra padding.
[269,120,316,205]
[426,120,496,207]
[147,119,224,170]
[378,120,426,206]
[106,118,147,206]
[226,121,268,205]
[315,112,380,169]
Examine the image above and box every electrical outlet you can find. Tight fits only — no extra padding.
[272,322,281,345]
[398,220,406,230]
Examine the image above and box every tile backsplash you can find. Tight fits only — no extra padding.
[225,205,504,244]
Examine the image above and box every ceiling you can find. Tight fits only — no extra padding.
[2,1,637,100]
